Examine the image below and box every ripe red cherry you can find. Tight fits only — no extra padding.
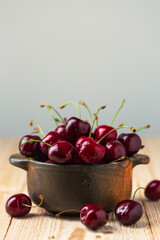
[75,137,105,164]
[115,200,143,226]
[45,160,54,164]
[118,133,142,156]
[94,125,117,145]
[6,193,32,217]
[105,140,126,163]
[40,131,63,156]
[80,204,108,229]
[65,117,91,145]
[145,180,160,201]
[48,141,75,164]
[55,125,66,139]
[19,135,41,157]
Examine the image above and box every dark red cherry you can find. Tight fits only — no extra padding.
[40,131,63,156]
[55,125,66,139]
[115,200,143,226]
[76,137,105,164]
[118,133,142,156]
[6,193,32,217]
[145,180,160,201]
[19,135,41,157]
[45,160,54,164]
[105,140,126,163]
[48,141,75,164]
[65,117,91,145]
[80,204,108,229]
[94,125,117,145]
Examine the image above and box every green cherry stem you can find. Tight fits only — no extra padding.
[21,139,51,147]
[79,101,93,123]
[60,102,81,119]
[136,125,150,132]
[29,119,45,137]
[94,113,99,127]
[110,156,126,163]
[97,125,136,144]
[110,99,126,126]
[132,187,145,201]
[22,194,44,208]
[89,106,106,137]
[41,104,65,126]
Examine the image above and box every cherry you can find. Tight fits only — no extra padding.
[19,135,41,157]
[56,204,108,230]
[105,140,126,163]
[45,159,54,164]
[40,131,63,156]
[115,200,143,226]
[93,99,126,145]
[80,204,108,230]
[5,193,32,217]
[65,117,91,145]
[145,180,160,201]
[115,187,143,226]
[60,102,91,145]
[94,125,117,145]
[118,133,142,156]
[55,125,66,139]
[48,141,75,164]
[75,137,105,164]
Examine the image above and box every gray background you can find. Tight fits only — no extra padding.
[0,0,160,137]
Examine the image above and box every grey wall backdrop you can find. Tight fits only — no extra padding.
[0,0,160,137]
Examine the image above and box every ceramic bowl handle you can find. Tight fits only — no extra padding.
[132,154,150,168]
[9,154,29,171]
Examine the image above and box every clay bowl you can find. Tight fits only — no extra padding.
[9,153,149,214]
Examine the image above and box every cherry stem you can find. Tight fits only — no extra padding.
[55,209,86,218]
[110,156,126,163]
[97,125,136,144]
[60,102,81,119]
[21,139,51,147]
[94,113,99,127]
[41,104,65,126]
[136,125,150,132]
[79,101,93,123]
[132,187,145,201]
[110,99,126,126]
[89,106,106,137]
[22,194,44,208]
[29,119,45,137]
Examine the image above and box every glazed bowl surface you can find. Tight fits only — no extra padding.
[9,153,149,213]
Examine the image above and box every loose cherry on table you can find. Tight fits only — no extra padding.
[6,194,44,217]
[105,140,126,163]
[145,180,160,201]
[56,204,108,230]
[115,187,143,226]
[5,193,32,217]
[19,135,42,157]
[48,141,75,164]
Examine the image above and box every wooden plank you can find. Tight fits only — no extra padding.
[1,138,160,240]
[133,137,160,240]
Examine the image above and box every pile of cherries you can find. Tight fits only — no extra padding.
[6,100,157,229]
[19,100,150,165]
[6,180,160,229]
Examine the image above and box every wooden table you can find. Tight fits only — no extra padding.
[0,137,160,240]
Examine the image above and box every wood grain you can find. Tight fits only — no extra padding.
[0,137,160,240]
